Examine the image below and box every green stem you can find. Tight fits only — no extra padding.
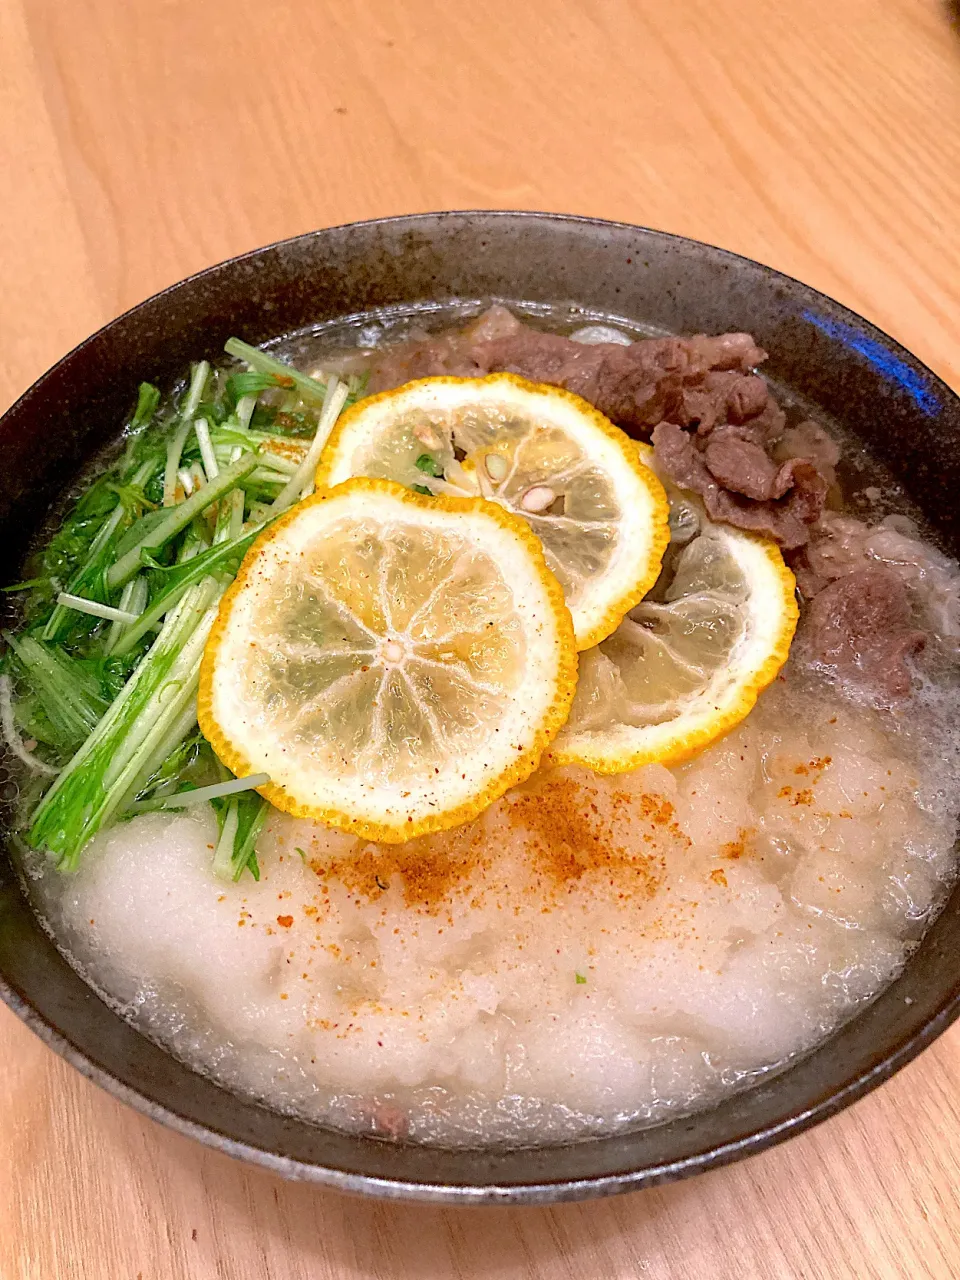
[224,337,330,404]
[162,361,209,506]
[106,454,257,590]
[42,459,155,643]
[110,523,261,657]
[4,633,107,747]
[30,578,222,866]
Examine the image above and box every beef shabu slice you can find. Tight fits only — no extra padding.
[370,306,830,547]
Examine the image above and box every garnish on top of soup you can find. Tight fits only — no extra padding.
[549,443,799,772]
[317,373,670,649]
[5,303,960,1148]
[199,477,577,842]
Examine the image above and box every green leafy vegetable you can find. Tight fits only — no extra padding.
[41,458,157,643]
[130,382,161,432]
[225,370,287,406]
[224,338,330,405]
[212,790,268,882]
[4,633,107,751]
[107,453,257,589]
[8,336,363,877]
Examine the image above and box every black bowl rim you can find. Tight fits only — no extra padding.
[3,209,960,1205]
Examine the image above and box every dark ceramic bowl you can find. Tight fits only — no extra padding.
[2,212,959,1204]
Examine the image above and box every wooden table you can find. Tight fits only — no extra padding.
[2,1,960,1275]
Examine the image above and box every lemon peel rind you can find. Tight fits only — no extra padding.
[547,529,798,774]
[199,476,578,843]
[315,373,671,651]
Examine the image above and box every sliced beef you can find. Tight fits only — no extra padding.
[789,510,957,677]
[678,372,772,437]
[787,513,872,599]
[371,307,766,432]
[776,420,841,488]
[702,423,806,502]
[652,421,828,549]
[370,306,830,546]
[368,305,524,391]
[797,566,926,700]
[368,334,484,390]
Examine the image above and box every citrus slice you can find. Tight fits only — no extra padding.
[316,374,670,650]
[199,477,577,842]
[548,444,798,772]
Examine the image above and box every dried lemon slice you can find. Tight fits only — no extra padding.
[199,478,577,842]
[316,374,670,650]
[548,444,798,772]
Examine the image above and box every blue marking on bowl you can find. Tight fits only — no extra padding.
[802,310,939,416]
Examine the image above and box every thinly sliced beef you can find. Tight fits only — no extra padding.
[370,306,830,546]
[789,510,959,675]
[369,305,523,390]
[677,372,772,437]
[776,420,841,488]
[652,422,828,549]
[798,567,926,700]
[371,309,766,432]
[471,330,767,434]
[368,335,483,389]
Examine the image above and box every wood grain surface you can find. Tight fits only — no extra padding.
[2,0,960,1275]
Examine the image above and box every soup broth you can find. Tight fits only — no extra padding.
[12,301,960,1147]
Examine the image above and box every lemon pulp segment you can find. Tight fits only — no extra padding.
[317,374,669,650]
[199,478,578,841]
[549,444,798,771]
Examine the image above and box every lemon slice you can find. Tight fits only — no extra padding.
[316,374,670,650]
[199,478,577,842]
[549,444,798,772]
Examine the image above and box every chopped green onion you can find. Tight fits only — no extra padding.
[575,972,587,984]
